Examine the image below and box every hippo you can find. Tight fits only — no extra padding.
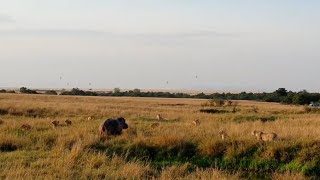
[100,117,128,136]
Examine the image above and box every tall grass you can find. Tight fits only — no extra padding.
[0,93,318,179]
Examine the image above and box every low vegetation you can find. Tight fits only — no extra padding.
[44,90,58,95]
[0,89,15,93]
[2,87,320,106]
[19,87,38,94]
[0,93,318,179]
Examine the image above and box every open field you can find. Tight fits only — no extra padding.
[0,94,319,179]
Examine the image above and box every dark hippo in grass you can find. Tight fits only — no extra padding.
[100,117,128,136]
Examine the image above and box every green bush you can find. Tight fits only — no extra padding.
[20,87,38,94]
[44,90,58,95]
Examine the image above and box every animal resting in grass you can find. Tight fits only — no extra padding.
[100,117,129,136]
[252,130,278,141]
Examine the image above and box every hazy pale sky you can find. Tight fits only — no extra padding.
[0,0,319,92]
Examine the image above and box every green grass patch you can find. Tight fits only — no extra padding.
[89,139,320,178]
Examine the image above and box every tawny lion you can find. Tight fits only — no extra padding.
[156,114,164,121]
[65,119,72,126]
[252,130,278,141]
[192,119,200,126]
[51,120,60,128]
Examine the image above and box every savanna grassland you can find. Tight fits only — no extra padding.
[0,93,319,179]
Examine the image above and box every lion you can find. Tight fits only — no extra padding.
[65,119,72,126]
[252,130,278,141]
[51,120,60,128]
[156,114,164,121]
[192,119,200,126]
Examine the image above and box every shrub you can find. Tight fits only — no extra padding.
[0,142,18,152]
[19,87,38,94]
[199,109,229,114]
[233,115,276,123]
[45,90,58,95]
[61,88,97,96]
[6,90,16,93]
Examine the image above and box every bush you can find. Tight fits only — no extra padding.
[61,88,98,96]
[45,90,58,95]
[19,87,38,94]
[6,90,16,93]
[233,115,277,123]
[0,89,16,94]
[199,109,229,114]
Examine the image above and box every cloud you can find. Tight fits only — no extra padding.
[0,28,239,47]
[0,28,236,38]
[0,14,15,23]
[0,29,108,38]
[130,30,237,39]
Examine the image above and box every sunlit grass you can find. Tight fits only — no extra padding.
[0,93,318,179]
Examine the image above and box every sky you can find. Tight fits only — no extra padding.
[0,0,319,92]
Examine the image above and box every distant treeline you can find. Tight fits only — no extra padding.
[60,88,320,105]
[1,87,319,105]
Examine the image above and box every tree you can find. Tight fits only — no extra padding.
[20,87,28,93]
[132,88,141,96]
[275,88,288,97]
[133,88,141,93]
[292,91,310,105]
[114,88,121,93]
[292,94,305,105]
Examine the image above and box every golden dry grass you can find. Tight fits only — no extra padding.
[0,93,318,179]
